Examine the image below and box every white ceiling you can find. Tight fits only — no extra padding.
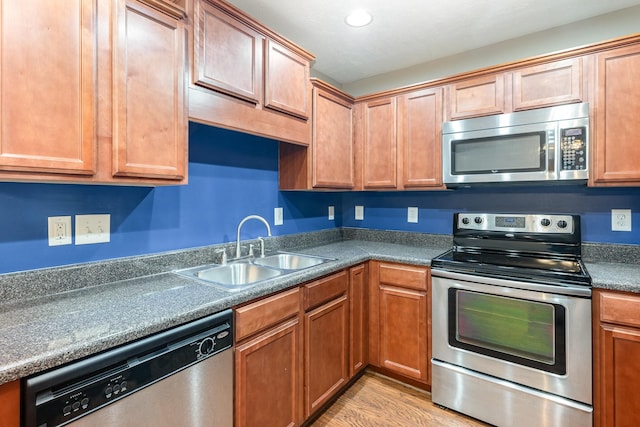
[226,0,640,84]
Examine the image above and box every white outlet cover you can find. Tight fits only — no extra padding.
[328,205,335,220]
[611,209,632,231]
[274,207,284,226]
[408,207,418,223]
[355,205,364,221]
[76,214,110,245]
[48,216,72,246]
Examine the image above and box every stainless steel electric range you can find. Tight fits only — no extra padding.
[430,212,592,427]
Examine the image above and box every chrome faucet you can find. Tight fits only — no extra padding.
[236,215,272,258]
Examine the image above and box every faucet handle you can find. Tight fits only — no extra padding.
[258,237,266,257]
[248,244,255,258]
[216,248,228,265]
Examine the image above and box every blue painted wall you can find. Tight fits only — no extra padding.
[0,122,638,274]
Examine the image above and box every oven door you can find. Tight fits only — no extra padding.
[431,269,592,405]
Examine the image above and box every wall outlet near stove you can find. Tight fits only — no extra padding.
[408,207,418,223]
[611,209,632,231]
[48,216,72,246]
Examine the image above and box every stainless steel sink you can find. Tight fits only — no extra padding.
[174,251,334,291]
[253,252,331,270]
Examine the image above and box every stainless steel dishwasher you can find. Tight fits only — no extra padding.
[23,309,233,427]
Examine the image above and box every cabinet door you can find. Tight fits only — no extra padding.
[512,58,583,111]
[112,0,186,180]
[397,87,443,189]
[304,295,349,418]
[362,98,397,188]
[0,379,19,427]
[236,318,302,427]
[349,264,368,376]
[264,39,310,119]
[597,324,640,427]
[447,74,505,120]
[0,0,96,175]
[593,45,640,185]
[193,0,262,103]
[312,86,354,188]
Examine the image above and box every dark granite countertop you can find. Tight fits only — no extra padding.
[0,229,638,386]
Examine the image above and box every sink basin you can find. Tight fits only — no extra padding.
[176,262,282,290]
[253,252,332,270]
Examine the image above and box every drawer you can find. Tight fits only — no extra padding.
[600,291,640,328]
[304,270,348,311]
[378,262,428,291]
[235,287,300,341]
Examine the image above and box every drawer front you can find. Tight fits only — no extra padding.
[600,291,640,328]
[304,270,348,311]
[379,262,428,291]
[235,288,300,341]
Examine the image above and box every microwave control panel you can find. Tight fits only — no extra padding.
[560,127,587,171]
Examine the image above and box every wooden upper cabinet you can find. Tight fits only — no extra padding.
[512,58,583,111]
[397,87,443,189]
[592,44,640,186]
[312,81,354,189]
[193,1,263,103]
[362,97,397,188]
[0,0,96,176]
[112,0,187,181]
[447,74,505,120]
[265,39,310,119]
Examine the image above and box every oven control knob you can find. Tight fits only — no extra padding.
[540,218,551,227]
[557,220,568,229]
[474,217,483,224]
[461,217,470,225]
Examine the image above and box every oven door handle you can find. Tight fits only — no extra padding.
[431,269,592,298]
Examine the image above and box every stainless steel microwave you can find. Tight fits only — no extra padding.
[442,103,589,186]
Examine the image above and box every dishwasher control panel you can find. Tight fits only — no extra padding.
[24,310,233,427]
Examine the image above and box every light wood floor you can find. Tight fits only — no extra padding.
[310,371,490,427]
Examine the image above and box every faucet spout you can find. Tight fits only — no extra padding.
[236,215,272,258]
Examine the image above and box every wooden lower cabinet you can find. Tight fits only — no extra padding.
[369,261,430,386]
[0,379,20,427]
[349,264,368,376]
[594,289,640,427]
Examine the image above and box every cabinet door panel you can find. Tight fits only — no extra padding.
[448,74,505,120]
[512,58,583,111]
[363,98,396,188]
[312,87,354,188]
[304,295,348,418]
[236,319,301,427]
[379,285,428,382]
[194,1,262,103]
[598,324,640,427]
[398,87,443,188]
[265,40,309,119]
[0,379,19,427]
[593,45,640,185]
[112,0,186,180]
[349,264,368,376]
[0,0,96,175]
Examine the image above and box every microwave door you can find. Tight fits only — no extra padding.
[443,124,557,185]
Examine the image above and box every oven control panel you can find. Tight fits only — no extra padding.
[457,213,575,233]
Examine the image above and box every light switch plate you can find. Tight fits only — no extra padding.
[48,216,72,246]
[355,205,364,221]
[408,207,418,223]
[76,214,110,245]
[328,205,335,220]
[611,209,632,231]
[274,207,284,226]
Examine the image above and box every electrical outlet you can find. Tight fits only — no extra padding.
[355,205,364,221]
[48,216,72,246]
[76,214,110,245]
[408,207,418,223]
[611,209,632,231]
[328,205,335,220]
[274,207,284,226]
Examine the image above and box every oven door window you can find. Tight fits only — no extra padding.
[451,131,546,175]
[448,289,566,375]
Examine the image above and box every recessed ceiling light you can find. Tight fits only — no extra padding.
[345,10,372,27]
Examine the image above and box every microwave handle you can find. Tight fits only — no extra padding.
[547,135,555,174]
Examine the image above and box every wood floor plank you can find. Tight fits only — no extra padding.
[310,372,490,427]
